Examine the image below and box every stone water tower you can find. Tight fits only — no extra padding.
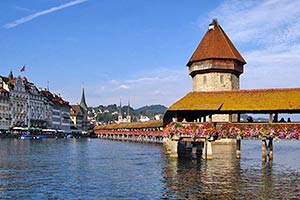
[187,19,246,92]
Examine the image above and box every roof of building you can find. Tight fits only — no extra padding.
[0,76,9,83]
[187,19,246,66]
[95,120,163,130]
[80,87,88,111]
[40,89,69,106]
[70,104,83,116]
[167,88,300,113]
[0,88,9,93]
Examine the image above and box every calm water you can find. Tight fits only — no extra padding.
[0,138,299,199]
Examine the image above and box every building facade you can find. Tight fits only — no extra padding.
[0,71,72,131]
[49,94,70,131]
[40,89,71,131]
[70,104,84,130]
[26,82,48,128]
[0,76,10,131]
[0,88,10,131]
[9,76,29,127]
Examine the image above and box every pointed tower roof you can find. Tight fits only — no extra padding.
[8,70,13,79]
[127,100,130,116]
[118,99,122,116]
[80,87,88,111]
[187,19,246,67]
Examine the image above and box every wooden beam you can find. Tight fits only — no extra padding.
[268,138,273,161]
[236,138,241,159]
[262,139,267,162]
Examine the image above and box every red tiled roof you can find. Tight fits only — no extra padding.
[187,19,246,66]
[41,90,69,105]
[70,105,83,116]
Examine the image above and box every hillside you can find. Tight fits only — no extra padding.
[88,104,167,124]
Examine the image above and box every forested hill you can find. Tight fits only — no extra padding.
[88,104,167,123]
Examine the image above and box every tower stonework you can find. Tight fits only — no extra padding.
[187,19,246,92]
[187,19,246,122]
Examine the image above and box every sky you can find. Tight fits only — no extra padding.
[0,0,300,109]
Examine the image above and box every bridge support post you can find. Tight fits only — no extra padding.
[167,135,179,158]
[268,138,273,162]
[202,138,212,160]
[169,140,178,158]
[262,139,267,162]
[236,137,241,159]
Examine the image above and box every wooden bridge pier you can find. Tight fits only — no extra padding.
[164,135,213,159]
[262,137,273,163]
[236,137,241,159]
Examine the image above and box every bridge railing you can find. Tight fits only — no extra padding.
[95,129,165,137]
[163,122,300,140]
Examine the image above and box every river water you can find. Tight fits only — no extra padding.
[0,138,299,199]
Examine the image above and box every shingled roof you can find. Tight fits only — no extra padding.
[95,120,163,130]
[168,88,300,113]
[187,19,246,66]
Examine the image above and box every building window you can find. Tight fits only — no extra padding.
[220,75,224,84]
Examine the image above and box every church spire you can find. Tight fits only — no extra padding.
[80,86,88,111]
[126,100,131,123]
[127,100,130,116]
[8,70,13,79]
[118,99,123,123]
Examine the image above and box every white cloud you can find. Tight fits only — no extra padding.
[3,0,88,29]
[207,0,300,46]
[115,84,130,90]
[201,0,300,89]
[85,68,191,108]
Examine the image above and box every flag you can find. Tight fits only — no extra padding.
[20,65,25,72]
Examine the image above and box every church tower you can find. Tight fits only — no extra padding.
[118,100,123,123]
[126,100,131,123]
[187,19,246,92]
[80,87,88,130]
[8,70,13,79]
[80,87,88,112]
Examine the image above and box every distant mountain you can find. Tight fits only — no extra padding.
[135,105,167,116]
[240,114,268,122]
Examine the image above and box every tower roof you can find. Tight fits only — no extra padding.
[80,87,88,111]
[8,70,13,79]
[187,19,246,67]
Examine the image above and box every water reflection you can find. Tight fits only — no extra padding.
[163,140,300,199]
[0,139,300,199]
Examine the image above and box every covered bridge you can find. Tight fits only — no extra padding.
[163,88,300,125]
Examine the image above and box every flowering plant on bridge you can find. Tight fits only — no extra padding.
[164,122,300,139]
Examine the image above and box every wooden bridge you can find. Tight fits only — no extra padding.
[94,120,300,162]
[94,120,165,143]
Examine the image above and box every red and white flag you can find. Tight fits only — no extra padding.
[20,65,25,72]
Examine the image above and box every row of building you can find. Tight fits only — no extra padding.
[0,71,90,133]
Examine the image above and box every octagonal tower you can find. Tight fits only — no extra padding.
[187,19,246,92]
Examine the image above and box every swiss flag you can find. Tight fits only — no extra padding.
[20,65,25,72]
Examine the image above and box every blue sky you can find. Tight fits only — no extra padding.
[0,0,300,108]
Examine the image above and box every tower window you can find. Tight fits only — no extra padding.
[203,76,207,84]
[220,75,224,84]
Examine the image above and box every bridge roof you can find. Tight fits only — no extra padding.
[167,88,300,113]
[187,19,246,67]
[95,120,163,130]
